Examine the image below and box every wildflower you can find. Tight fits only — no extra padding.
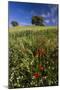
[33,73,40,78]
[46,61,49,64]
[38,64,44,71]
[33,48,46,57]
[42,76,47,80]
[38,48,46,57]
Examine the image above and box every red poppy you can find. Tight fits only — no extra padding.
[38,64,44,71]
[38,48,46,57]
[33,73,40,78]
[33,48,46,57]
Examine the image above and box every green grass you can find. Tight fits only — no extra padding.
[9,26,58,88]
[9,26,57,32]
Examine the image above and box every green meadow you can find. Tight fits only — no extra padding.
[9,26,58,88]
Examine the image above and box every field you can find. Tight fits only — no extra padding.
[9,26,58,88]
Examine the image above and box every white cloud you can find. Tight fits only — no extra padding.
[41,12,51,18]
[47,12,50,17]
[52,19,56,23]
[52,18,58,25]
[44,19,50,23]
[50,5,58,17]
[41,14,46,18]
[20,22,31,26]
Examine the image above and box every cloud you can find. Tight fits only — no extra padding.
[52,18,58,25]
[52,19,56,23]
[47,12,51,17]
[42,5,58,18]
[51,5,58,13]
[44,19,50,24]
[43,5,58,26]
[41,14,46,18]
[41,12,51,18]
[20,22,31,26]
[49,5,58,17]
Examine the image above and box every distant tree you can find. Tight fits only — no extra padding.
[11,21,19,27]
[32,16,44,26]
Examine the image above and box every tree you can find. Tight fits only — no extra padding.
[32,16,44,26]
[11,21,19,27]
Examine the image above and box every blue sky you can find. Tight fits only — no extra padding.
[8,2,58,26]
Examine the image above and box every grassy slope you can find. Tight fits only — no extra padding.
[9,26,57,32]
[9,25,58,88]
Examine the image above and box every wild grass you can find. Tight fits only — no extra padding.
[9,26,58,88]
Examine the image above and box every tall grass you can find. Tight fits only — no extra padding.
[9,26,58,88]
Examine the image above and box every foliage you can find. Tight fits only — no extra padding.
[11,21,19,27]
[9,26,58,88]
[32,16,44,26]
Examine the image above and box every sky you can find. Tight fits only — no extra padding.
[8,2,58,26]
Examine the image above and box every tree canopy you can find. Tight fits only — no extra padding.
[11,21,19,27]
[32,16,44,26]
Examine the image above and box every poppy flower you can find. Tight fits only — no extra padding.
[38,64,44,71]
[38,48,46,57]
[33,73,40,78]
[33,48,46,57]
